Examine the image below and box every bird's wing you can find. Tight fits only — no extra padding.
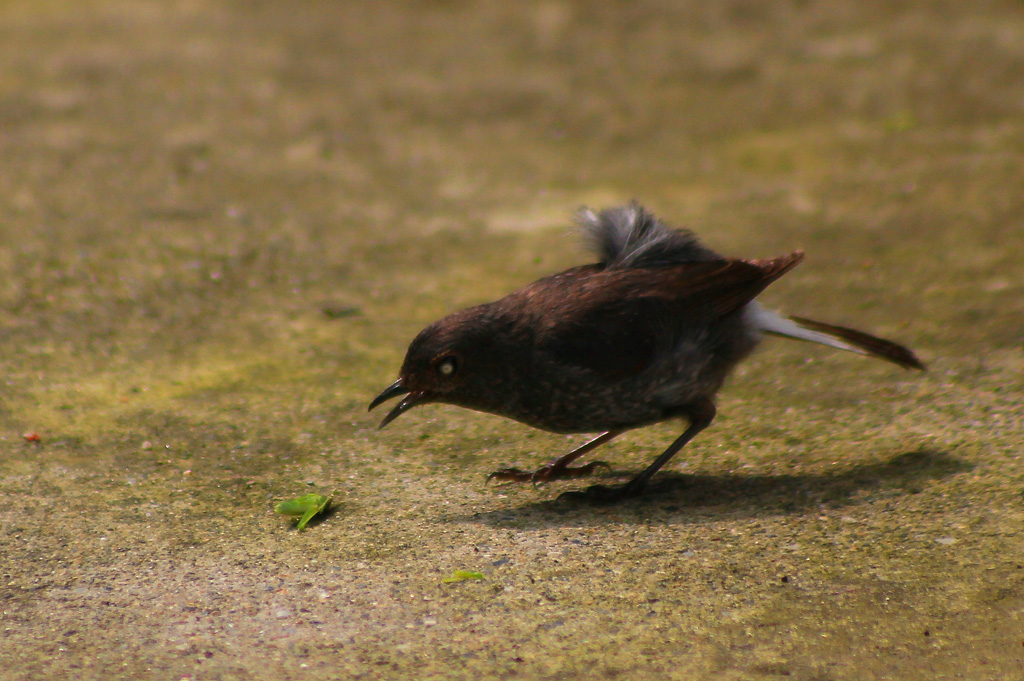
[530,254,803,380]
[658,252,804,320]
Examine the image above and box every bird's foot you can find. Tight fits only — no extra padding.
[487,460,610,485]
[557,480,647,505]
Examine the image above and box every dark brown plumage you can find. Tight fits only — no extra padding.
[369,203,925,503]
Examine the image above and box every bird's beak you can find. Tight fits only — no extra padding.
[368,379,408,412]
[368,379,430,429]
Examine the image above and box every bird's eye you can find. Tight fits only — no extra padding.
[437,355,459,377]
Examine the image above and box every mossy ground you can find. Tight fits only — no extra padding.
[2,1,1024,679]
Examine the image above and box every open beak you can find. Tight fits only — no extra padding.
[368,379,408,412]
[368,379,430,429]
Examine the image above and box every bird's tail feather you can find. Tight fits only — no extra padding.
[748,304,925,370]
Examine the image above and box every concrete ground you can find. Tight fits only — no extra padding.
[2,1,1023,679]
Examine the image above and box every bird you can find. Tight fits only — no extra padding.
[369,203,925,503]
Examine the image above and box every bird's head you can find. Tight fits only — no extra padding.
[368,305,514,428]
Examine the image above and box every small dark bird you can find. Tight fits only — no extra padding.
[369,203,925,503]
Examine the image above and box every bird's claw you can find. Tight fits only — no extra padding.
[487,460,611,485]
[486,468,533,484]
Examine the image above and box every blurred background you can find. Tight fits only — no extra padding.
[2,1,1023,679]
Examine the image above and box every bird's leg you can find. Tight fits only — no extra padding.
[487,430,622,484]
[561,399,716,504]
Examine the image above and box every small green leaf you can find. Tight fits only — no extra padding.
[442,570,484,583]
[274,493,331,531]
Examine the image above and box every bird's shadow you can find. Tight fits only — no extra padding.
[455,448,969,529]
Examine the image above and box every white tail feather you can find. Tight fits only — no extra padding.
[745,303,866,356]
